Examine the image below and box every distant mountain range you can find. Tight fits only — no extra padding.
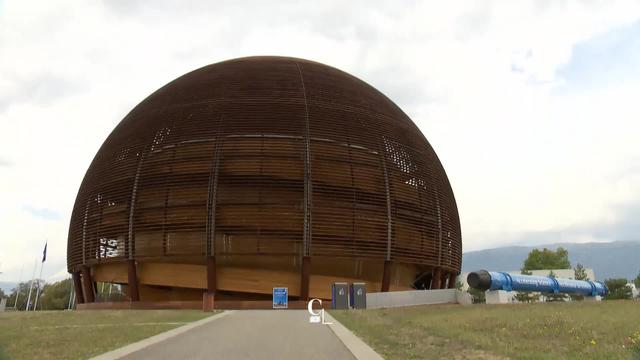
[462,241,640,281]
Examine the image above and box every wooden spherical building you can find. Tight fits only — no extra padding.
[67,56,461,305]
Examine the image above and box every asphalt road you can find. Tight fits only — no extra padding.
[121,310,356,360]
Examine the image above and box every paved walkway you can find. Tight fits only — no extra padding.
[120,310,357,360]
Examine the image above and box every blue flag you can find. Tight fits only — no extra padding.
[42,243,47,263]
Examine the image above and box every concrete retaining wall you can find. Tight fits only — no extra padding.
[366,289,472,309]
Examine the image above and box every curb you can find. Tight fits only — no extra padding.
[90,310,235,360]
[323,312,384,360]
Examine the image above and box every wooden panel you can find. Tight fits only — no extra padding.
[138,284,204,302]
[218,267,300,296]
[138,263,207,289]
[92,262,128,283]
[95,258,414,301]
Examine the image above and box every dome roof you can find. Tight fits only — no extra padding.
[67,56,461,275]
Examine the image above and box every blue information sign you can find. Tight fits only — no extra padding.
[272,287,288,309]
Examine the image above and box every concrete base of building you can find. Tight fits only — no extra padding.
[485,290,511,304]
[366,289,472,309]
[77,289,472,310]
[77,298,330,311]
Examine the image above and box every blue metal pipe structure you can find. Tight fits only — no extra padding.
[467,270,608,297]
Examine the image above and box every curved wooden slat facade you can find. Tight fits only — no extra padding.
[67,56,461,303]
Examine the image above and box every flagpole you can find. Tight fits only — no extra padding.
[13,264,24,309]
[33,261,44,311]
[33,241,47,311]
[25,259,37,311]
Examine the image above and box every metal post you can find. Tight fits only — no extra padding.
[13,264,24,309]
[67,278,74,310]
[33,261,44,310]
[25,259,37,311]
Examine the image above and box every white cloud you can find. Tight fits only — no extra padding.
[1,0,639,279]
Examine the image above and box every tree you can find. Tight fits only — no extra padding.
[604,278,632,300]
[522,247,571,272]
[467,286,485,304]
[6,280,45,310]
[574,263,588,280]
[6,278,126,310]
[570,263,589,301]
[455,279,463,290]
[514,247,571,303]
[634,272,640,289]
[38,279,73,310]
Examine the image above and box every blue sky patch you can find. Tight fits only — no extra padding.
[557,20,640,91]
[24,206,61,221]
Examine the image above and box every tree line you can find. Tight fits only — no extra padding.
[1,278,126,310]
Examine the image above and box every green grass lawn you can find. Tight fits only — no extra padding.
[0,310,213,360]
[331,300,640,360]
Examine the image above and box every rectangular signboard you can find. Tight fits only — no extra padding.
[273,287,288,309]
[350,282,367,309]
[332,282,349,309]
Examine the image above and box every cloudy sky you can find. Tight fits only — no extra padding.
[1,0,639,283]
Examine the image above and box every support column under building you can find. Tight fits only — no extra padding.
[300,256,311,300]
[431,268,442,289]
[448,272,458,289]
[381,260,392,292]
[81,265,95,303]
[440,271,449,289]
[72,271,85,304]
[127,259,140,302]
[207,256,217,294]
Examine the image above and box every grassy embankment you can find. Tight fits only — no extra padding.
[0,310,213,360]
[331,300,640,359]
